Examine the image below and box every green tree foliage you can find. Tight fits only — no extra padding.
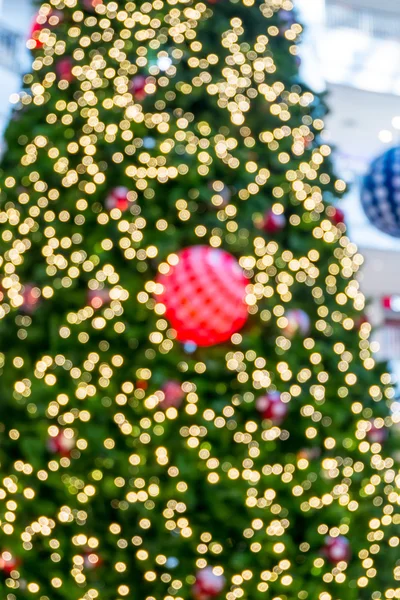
[0,1,397,599]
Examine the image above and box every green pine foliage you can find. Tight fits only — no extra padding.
[0,1,397,599]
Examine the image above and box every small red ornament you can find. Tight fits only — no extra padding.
[21,284,40,314]
[0,552,20,574]
[87,288,110,309]
[261,210,286,234]
[47,431,75,457]
[192,567,225,600]
[130,75,147,101]
[297,447,320,461]
[303,136,313,149]
[56,58,74,83]
[367,419,387,444]
[283,309,310,338]
[330,207,345,226]
[29,18,45,49]
[161,381,184,409]
[83,551,102,570]
[383,296,395,310]
[355,314,369,330]
[323,536,351,564]
[256,391,288,425]
[155,246,248,347]
[105,187,130,212]
[136,380,148,390]
[82,0,103,10]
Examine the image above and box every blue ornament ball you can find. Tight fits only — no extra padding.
[361,146,400,237]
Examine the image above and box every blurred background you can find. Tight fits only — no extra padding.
[0,0,399,373]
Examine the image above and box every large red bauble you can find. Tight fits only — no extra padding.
[156,246,248,347]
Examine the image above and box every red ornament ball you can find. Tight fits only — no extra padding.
[29,18,44,49]
[47,430,75,457]
[297,447,320,461]
[136,380,148,390]
[0,552,20,574]
[161,381,185,409]
[87,288,110,309]
[82,0,103,10]
[262,209,286,233]
[256,391,288,425]
[192,567,225,600]
[303,135,313,149]
[130,75,147,101]
[21,284,41,314]
[323,536,351,564]
[29,10,63,49]
[283,309,310,338]
[56,58,74,83]
[355,314,369,330]
[83,552,102,570]
[367,419,387,444]
[330,207,345,226]
[156,246,248,347]
[106,187,130,212]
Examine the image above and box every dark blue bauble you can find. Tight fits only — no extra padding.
[361,146,400,237]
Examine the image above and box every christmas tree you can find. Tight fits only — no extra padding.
[0,0,398,599]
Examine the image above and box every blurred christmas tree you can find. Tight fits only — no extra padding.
[0,1,398,599]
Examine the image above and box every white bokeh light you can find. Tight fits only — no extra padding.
[157,56,172,71]
[378,129,393,143]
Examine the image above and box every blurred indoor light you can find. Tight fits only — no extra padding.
[295,0,325,24]
[392,116,400,130]
[378,129,393,143]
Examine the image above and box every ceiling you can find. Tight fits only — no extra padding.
[331,0,400,15]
